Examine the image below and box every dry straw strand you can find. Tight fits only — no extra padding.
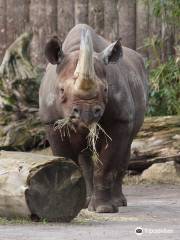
[87,123,112,165]
[54,118,112,164]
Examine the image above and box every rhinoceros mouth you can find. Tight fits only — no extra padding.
[53,118,112,164]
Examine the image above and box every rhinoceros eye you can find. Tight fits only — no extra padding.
[104,87,108,92]
[58,87,66,102]
[60,87,64,94]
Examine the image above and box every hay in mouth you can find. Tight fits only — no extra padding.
[54,118,74,140]
[54,119,112,164]
[87,122,112,164]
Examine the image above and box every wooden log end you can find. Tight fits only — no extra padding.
[25,160,86,222]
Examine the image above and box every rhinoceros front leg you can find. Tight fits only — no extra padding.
[78,150,94,207]
[88,124,132,213]
[46,125,75,159]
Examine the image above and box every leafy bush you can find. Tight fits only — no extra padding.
[147,58,180,116]
[147,0,180,27]
[143,0,180,116]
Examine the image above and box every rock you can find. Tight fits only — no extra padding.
[141,161,180,184]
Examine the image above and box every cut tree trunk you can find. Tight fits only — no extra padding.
[0,151,86,222]
[130,116,180,172]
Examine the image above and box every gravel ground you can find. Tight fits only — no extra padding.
[0,184,180,240]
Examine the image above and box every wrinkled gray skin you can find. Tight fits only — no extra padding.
[39,24,148,213]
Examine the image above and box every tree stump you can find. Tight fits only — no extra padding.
[0,151,86,222]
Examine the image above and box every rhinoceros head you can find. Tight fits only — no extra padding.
[44,29,122,130]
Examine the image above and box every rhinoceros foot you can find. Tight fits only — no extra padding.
[88,198,118,213]
[112,193,127,207]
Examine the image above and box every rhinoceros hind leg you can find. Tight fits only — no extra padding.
[112,146,131,207]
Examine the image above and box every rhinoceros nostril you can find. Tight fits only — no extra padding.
[93,106,102,118]
[73,107,79,114]
[71,107,80,119]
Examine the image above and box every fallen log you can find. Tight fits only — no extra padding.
[0,151,86,222]
[31,116,180,173]
[0,33,45,151]
[0,113,46,151]
[0,32,41,120]
[129,116,180,172]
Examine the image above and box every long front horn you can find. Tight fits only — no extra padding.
[74,29,96,91]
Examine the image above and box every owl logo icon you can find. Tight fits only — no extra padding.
[135,227,143,235]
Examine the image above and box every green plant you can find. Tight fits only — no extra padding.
[147,58,180,116]
[143,0,180,116]
[148,0,180,27]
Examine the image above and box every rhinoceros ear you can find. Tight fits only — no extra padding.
[45,36,64,65]
[100,39,123,65]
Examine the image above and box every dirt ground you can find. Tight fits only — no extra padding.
[0,184,179,240]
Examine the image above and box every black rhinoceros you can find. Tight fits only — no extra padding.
[39,24,148,213]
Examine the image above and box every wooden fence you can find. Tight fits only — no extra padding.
[0,0,178,66]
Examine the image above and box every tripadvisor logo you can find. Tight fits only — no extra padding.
[135,227,143,235]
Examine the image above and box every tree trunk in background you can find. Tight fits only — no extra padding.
[30,0,57,66]
[6,0,29,46]
[161,14,175,62]
[174,26,180,63]
[148,3,162,67]
[45,0,58,36]
[0,0,177,66]
[117,0,136,49]
[75,0,88,25]
[57,0,74,40]
[0,0,7,62]
[0,0,29,62]
[136,0,149,59]
[88,0,104,36]
[175,25,180,46]
[104,0,119,42]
